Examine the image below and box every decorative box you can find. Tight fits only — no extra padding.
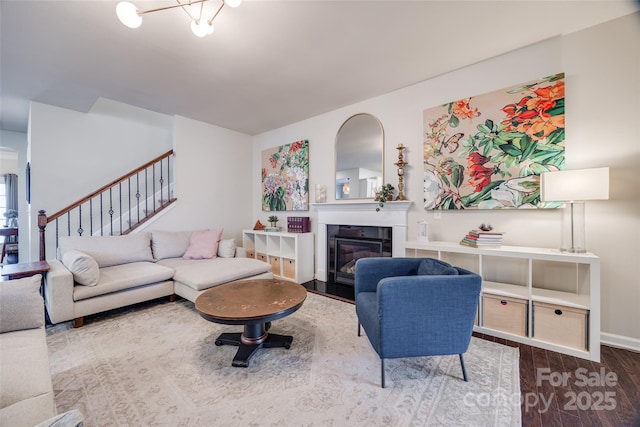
[482,294,528,337]
[533,302,589,350]
[287,217,310,233]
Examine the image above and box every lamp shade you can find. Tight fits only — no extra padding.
[116,2,142,28]
[541,167,609,202]
[191,20,214,37]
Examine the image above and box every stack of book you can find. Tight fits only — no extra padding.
[460,229,504,248]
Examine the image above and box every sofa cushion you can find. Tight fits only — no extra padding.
[183,229,223,260]
[73,262,175,301]
[59,233,154,268]
[158,257,272,291]
[417,258,459,276]
[0,274,43,333]
[61,249,100,286]
[217,239,236,258]
[0,328,56,424]
[151,230,194,260]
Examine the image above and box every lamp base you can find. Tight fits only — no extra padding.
[560,247,587,254]
[559,201,587,253]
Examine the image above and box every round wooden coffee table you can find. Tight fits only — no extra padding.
[195,278,307,367]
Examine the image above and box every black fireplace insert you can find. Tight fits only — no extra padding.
[327,224,392,286]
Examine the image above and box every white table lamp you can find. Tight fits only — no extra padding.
[541,167,609,253]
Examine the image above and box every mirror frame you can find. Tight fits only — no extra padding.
[334,113,384,200]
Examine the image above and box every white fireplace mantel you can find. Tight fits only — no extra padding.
[312,201,412,281]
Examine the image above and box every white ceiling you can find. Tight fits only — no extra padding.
[1,0,638,136]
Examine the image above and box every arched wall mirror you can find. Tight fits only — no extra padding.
[335,113,384,199]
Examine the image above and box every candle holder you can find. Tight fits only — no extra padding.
[394,144,408,201]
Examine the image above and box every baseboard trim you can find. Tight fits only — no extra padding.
[600,332,640,352]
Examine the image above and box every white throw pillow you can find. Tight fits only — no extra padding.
[217,239,236,258]
[61,249,100,286]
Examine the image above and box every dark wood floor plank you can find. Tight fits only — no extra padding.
[574,356,622,427]
[546,349,579,420]
[600,345,640,426]
[519,344,543,426]
[531,346,564,426]
[607,345,640,396]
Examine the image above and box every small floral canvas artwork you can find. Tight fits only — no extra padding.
[262,140,309,211]
[423,73,565,210]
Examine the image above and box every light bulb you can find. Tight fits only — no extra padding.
[225,0,242,8]
[116,2,142,28]
[191,20,214,37]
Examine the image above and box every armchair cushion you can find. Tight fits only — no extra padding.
[417,258,458,276]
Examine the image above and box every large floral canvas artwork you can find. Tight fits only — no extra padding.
[262,140,309,211]
[423,73,565,210]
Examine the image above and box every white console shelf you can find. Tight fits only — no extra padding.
[242,230,314,284]
[404,240,600,362]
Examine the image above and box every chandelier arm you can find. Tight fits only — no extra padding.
[137,0,208,16]
[175,0,202,21]
[206,1,225,25]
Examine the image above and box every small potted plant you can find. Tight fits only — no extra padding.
[268,215,279,228]
[374,184,395,212]
[3,209,18,228]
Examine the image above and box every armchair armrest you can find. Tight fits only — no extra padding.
[354,257,423,294]
[43,260,76,324]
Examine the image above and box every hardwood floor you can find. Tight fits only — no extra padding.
[473,333,640,427]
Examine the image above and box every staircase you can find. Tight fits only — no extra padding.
[38,150,176,260]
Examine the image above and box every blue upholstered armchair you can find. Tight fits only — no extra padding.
[355,257,482,388]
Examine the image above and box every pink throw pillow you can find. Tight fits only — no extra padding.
[183,229,223,259]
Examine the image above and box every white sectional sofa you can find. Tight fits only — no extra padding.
[0,274,84,426]
[44,230,273,326]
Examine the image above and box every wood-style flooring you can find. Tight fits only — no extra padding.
[475,333,639,426]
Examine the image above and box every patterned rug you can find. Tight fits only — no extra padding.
[46,292,521,426]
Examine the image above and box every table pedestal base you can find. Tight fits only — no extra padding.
[215,322,293,367]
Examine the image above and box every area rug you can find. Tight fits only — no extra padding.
[46,292,521,426]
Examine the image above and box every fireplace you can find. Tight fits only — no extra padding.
[312,201,411,284]
[328,225,392,286]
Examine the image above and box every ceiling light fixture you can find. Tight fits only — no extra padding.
[116,0,241,37]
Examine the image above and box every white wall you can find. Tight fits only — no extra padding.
[29,99,174,260]
[149,116,254,244]
[252,14,640,348]
[27,101,254,260]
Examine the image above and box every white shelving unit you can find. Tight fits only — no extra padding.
[404,240,600,362]
[242,230,314,284]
